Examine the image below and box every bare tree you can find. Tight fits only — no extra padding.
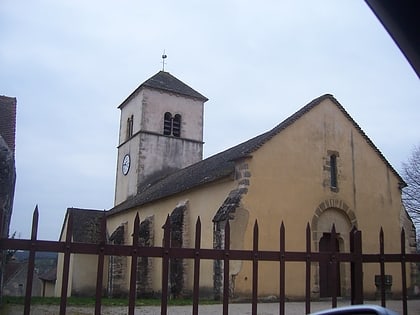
[402,144,420,225]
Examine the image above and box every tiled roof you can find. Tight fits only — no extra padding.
[119,71,208,108]
[0,95,17,155]
[38,267,57,282]
[62,208,104,243]
[109,94,406,215]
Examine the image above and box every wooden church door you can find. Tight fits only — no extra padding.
[319,233,341,297]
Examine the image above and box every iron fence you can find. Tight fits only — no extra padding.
[0,207,419,315]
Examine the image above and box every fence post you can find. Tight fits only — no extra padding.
[59,210,73,315]
[128,213,140,315]
[350,226,363,305]
[305,223,311,314]
[379,227,386,307]
[223,220,230,315]
[251,220,259,315]
[400,228,408,315]
[0,208,3,304]
[161,215,171,315]
[192,217,201,315]
[23,206,39,315]
[330,224,338,308]
[279,222,285,315]
[94,211,107,315]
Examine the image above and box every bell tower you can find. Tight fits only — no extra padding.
[114,71,208,205]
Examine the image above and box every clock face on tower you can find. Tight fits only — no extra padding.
[122,154,130,175]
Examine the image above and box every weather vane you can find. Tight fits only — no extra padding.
[162,50,167,71]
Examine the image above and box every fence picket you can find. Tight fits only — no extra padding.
[401,228,407,315]
[305,223,311,314]
[161,215,171,315]
[350,227,363,305]
[279,222,285,315]
[23,206,38,315]
[252,220,259,315]
[94,211,107,315]
[223,220,231,315]
[192,217,201,315]
[128,213,140,315]
[379,227,386,307]
[59,210,73,315]
[330,224,338,308]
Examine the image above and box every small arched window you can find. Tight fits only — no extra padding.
[172,114,181,137]
[163,112,172,135]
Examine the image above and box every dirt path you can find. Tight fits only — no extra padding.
[2,300,420,314]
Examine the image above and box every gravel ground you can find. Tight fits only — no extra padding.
[2,300,420,314]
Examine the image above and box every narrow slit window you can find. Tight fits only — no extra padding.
[126,115,134,140]
[330,154,338,189]
[163,112,172,135]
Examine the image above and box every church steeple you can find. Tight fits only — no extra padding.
[114,71,208,206]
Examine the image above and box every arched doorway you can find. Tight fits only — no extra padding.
[311,199,357,298]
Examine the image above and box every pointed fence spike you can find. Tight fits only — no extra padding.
[31,208,39,240]
[379,227,384,242]
[134,212,140,228]
[132,213,140,243]
[306,223,311,250]
[253,220,259,250]
[224,220,230,249]
[400,228,406,253]
[65,209,73,243]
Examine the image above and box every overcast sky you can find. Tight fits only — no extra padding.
[1,1,419,240]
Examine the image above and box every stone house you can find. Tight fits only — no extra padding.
[3,261,42,297]
[0,95,17,239]
[56,71,416,299]
[0,95,17,300]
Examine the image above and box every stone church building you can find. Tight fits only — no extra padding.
[56,71,416,299]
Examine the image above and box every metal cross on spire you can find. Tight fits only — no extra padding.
[162,50,167,71]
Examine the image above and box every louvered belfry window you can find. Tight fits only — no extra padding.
[172,114,181,137]
[163,112,172,135]
[163,112,181,137]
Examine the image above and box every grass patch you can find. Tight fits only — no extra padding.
[2,296,219,307]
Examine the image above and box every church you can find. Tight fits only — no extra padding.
[55,70,416,300]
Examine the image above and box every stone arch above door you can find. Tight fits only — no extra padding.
[311,199,357,251]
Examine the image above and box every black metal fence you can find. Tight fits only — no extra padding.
[0,206,419,315]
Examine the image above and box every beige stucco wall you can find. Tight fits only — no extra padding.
[55,216,107,297]
[107,177,236,295]
[232,98,406,298]
[43,281,55,297]
[55,218,69,297]
[106,97,408,300]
